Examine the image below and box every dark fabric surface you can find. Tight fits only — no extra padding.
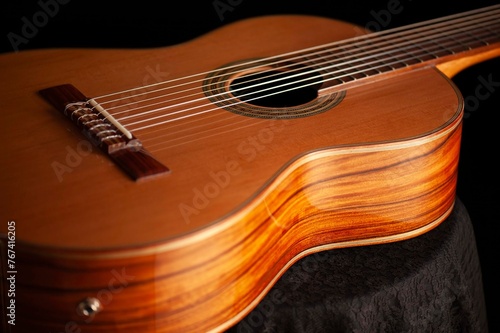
[228,198,488,333]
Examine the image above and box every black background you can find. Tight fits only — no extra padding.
[2,0,499,331]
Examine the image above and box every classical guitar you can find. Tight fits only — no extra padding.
[1,4,499,332]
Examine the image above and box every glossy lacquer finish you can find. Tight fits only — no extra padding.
[0,12,498,333]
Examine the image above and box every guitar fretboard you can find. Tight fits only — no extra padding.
[294,5,500,88]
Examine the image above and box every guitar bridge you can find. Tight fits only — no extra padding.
[39,84,170,181]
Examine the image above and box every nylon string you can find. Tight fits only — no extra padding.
[85,5,499,149]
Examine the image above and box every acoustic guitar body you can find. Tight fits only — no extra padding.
[0,15,468,332]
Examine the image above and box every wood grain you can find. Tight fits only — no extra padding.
[0,13,496,333]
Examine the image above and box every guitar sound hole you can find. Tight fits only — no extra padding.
[229,70,321,108]
[203,60,343,119]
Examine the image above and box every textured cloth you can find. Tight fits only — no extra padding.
[228,198,488,333]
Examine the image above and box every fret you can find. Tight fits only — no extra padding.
[474,22,500,44]
[321,50,356,85]
[319,38,418,86]
[348,41,389,75]
[342,39,401,77]
[447,34,473,53]
[428,39,456,57]
[401,45,428,64]
[351,41,384,75]
[378,33,423,67]
[410,41,439,62]
[301,50,347,85]
[329,44,394,84]
[328,47,357,79]
[302,53,328,77]
[477,21,500,41]
[464,32,490,48]
[339,46,368,80]
[362,46,397,72]
[380,40,414,69]
[456,25,493,49]
[391,50,416,67]
[302,47,330,66]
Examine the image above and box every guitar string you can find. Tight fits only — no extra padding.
[104,8,500,118]
[147,117,272,152]
[83,6,499,144]
[95,7,499,124]
[99,8,497,114]
[139,27,500,150]
[107,11,500,128]
[136,26,500,149]
[133,24,500,147]
[138,26,500,152]
[119,20,499,132]
[106,15,499,122]
[93,5,498,103]
[144,25,494,152]
[111,16,499,127]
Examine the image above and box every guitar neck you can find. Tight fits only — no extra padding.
[301,5,500,93]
